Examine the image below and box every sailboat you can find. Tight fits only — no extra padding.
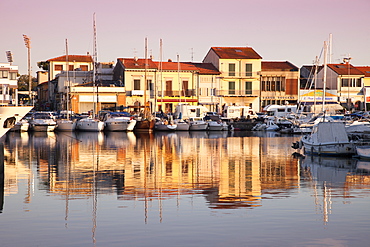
[154,39,177,131]
[56,39,77,131]
[133,38,155,132]
[76,13,104,132]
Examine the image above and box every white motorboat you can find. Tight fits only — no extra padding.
[0,106,33,138]
[77,117,104,132]
[173,119,190,131]
[56,119,77,131]
[29,112,57,132]
[189,117,208,131]
[355,145,370,159]
[298,122,356,156]
[11,118,30,132]
[104,112,136,131]
[154,119,177,131]
[207,120,227,131]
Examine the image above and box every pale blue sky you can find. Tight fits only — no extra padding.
[2,0,370,75]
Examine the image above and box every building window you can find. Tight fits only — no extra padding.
[229,63,235,76]
[10,72,17,80]
[342,78,362,87]
[80,65,88,71]
[69,65,74,71]
[134,79,140,90]
[229,81,235,94]
[245,81,252,94]
[245,64,252,76]
[54,65,63,71]
[262,76,285,92]
[165,81,172,96]
[0,71,8,78]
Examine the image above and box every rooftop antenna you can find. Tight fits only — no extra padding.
[190,48,194,62]
[329,33,333,64]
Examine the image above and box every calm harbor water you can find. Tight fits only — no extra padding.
[0,130,369,247]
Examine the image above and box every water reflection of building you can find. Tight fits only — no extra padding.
[3,132,311,213]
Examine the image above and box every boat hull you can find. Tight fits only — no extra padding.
[356,146,370,159]
[0,106,33,138]
[30,124,57,132]
[56,120,77,131]
[189,123,208,131]
[77,119,104,132]
[105,121,131,131]
[302,139,356,156]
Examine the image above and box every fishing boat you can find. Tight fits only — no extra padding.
[0,106,33,138]
[298,121,356,156]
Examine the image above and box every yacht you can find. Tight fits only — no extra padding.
[29,112,57,132]
[76,116,104,132]
[104,112,136,131]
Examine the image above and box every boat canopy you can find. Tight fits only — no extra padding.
[311,122,349,144]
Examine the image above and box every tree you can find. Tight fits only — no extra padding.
[18,75,37,91]
[37,61,49,70]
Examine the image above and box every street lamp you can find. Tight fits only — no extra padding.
[23,34,32,105]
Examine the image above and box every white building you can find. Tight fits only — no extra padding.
[0,62,19,105]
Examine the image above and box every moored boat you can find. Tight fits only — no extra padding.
[298,121,356,156]
[189,117,208,131]
[0,106,33,138]
[76,117,104,132]
[29,112,57,132]
[103,112,136,131]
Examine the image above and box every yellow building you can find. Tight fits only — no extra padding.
[113,58,220,113]
[203,47,262,112]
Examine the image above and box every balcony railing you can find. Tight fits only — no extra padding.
[216,89,259,97]
[157,89,195,97]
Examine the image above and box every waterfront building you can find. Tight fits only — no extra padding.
[0,62,19,105]
[315,63,364,111]
[202,47,262,113]
[260,61,299,108]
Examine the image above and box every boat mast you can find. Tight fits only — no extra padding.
[322,41,328,112]
[144,37,148,116]
[160,39,163,112]
[65,38,70,120]
[92,13,98,118]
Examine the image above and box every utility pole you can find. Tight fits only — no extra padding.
[23,34,31,105]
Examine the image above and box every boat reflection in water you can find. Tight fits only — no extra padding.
[299,154,369,225]
[1,131,370,246]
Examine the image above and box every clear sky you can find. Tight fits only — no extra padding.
[2,0,370,75]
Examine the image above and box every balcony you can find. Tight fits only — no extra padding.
[216,89,259,97]
[157,89,196,97]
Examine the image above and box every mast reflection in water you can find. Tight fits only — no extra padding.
[1,131,369,247]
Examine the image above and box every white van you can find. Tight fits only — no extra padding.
[222,105,257,119]
[174,104,209,119]
[263,105,297,119]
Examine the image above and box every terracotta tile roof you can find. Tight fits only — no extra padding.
[47,55,93,62]
[210,47,262,59]
[327,64,364,76]
[184,62,221,75]
[118,58,158,69]
[355,66,370,77]
[262,61,298,71]
[156,61,198,71]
